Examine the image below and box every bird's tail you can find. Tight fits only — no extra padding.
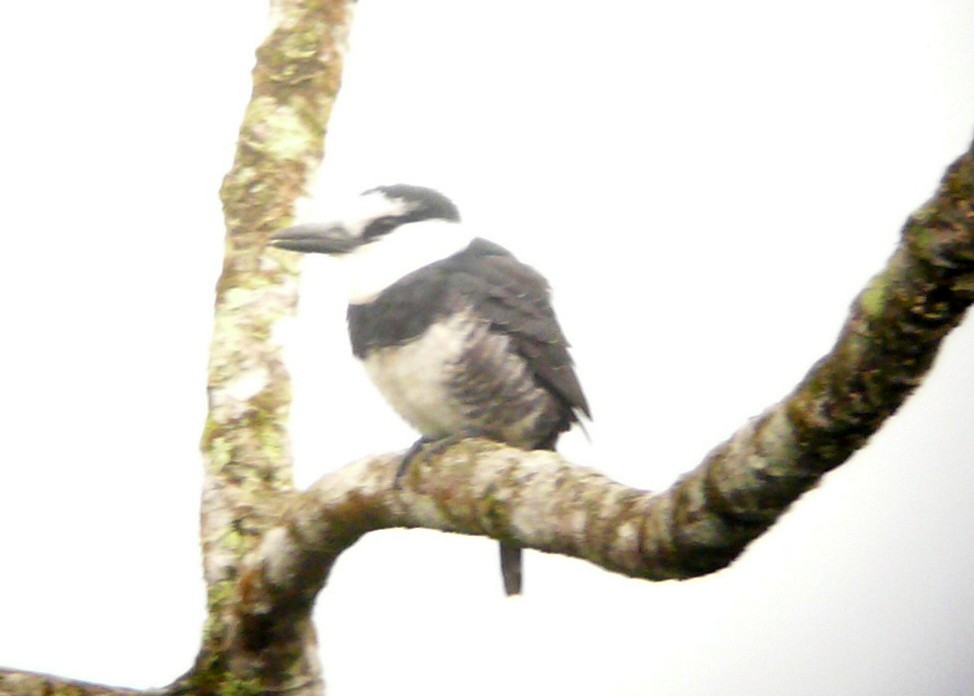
[500,542,522,596]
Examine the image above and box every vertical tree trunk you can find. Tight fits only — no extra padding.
[190,2,354,693]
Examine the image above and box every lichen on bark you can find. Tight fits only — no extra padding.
[2,3,973,694]
[193,1,355,695]
[233,135,974,622]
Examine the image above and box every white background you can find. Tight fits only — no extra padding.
[2,2,974,694]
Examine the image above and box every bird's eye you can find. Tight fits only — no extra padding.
[364,216,397,238]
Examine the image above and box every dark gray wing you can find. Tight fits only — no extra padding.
[347,263,452,358]
[448,238,590,420]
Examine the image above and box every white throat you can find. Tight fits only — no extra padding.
[341,219,475,304]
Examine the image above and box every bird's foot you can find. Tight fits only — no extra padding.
[393,433,469,488]
[394,437,432,488]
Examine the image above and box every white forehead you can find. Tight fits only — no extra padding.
[329,190,414,238]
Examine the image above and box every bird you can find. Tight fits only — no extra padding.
[270,184,590,595]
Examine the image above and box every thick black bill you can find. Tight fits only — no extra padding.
[268,223,360,255]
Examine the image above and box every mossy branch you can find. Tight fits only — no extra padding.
[193,1,355,695]
[4,5,970,695]
[234,134,974,623]
[0,670,151,696]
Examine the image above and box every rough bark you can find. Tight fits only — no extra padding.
[2,1,972,694]
[0,672,150,696]
[235,138,974,622]
[189,0,355,695]
[1,2,355,693]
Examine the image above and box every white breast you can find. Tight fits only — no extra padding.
[361,311,478,439]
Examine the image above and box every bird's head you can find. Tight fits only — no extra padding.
[270,184,473,303]
[270,184,461,255]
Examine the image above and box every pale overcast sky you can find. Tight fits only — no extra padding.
[2,2,974,695]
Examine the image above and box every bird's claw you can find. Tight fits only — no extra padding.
[393,433,469,488]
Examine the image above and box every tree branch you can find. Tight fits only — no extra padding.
[237,134,974,619]
[0,669,152,696]
[193,1,355,694]
[4,4,357,694]
[3,5,969,692]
